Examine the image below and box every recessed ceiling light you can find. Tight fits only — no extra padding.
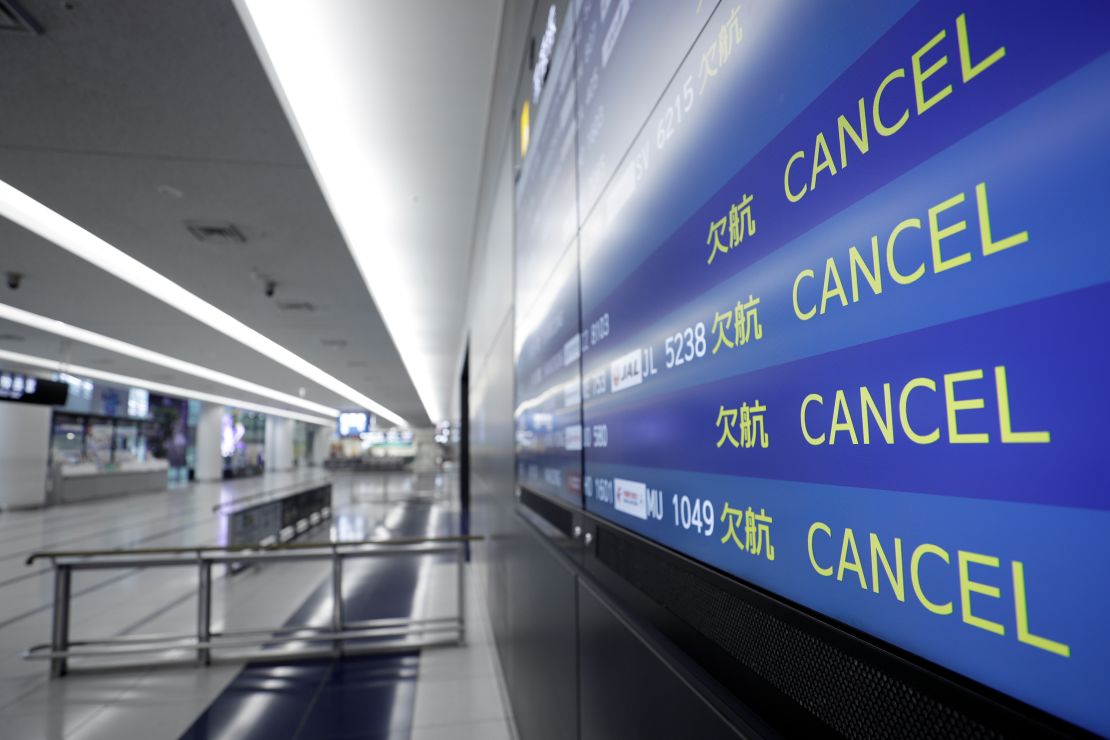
[185,220,247,245]
[0,302,339,417]
[0,179,407,426]
[0,348,334,426]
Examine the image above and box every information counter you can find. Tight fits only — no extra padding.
[50,459,169,504]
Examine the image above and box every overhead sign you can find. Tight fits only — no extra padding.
[0,371,68,406]
[338,412,368,438]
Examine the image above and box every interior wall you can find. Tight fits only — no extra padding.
[0,403,50,509]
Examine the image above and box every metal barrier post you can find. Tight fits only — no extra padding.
[331,547,343,654]
[197,558,212,666]
[457,542,466,645]
[50,564,71,678]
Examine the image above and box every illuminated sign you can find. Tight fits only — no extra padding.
[531,5,557,104]
[519,99,531,158]
[338,412,368,437]
[513,0,1110,734]
[0,371,67,406]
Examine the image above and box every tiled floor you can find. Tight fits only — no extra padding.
[0,468,516,739]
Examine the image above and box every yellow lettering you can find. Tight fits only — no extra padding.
[837,97,870,168]
[870,533,905,602]
[861,384,894,444]
[911,544,953,615]
[912,29,953,114]
[849,238,883,302]
[785,150,808,202]
[976,182,1029,256]
[811,132,837,190]
[873,68,909,136]
[793,269,817,320]
[958,551,1005,635]
[944,369,989,444]
[929,192,971,273]
[830,389,859,445]
[956,13,1006,83]
[801,393,826,446]
[887,218,925,285]
[820,258,848,315]
[1012,561,1070,657]
[899,377,940,444]
[808,522,834,577]
[838,528,867,589]
[995,366,1050,443]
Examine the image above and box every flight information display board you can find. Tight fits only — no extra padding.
[514,0,583,507]
[515,1,1110,733]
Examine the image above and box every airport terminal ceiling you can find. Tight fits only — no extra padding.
[0,0,505,427]
[512,0,1110,736]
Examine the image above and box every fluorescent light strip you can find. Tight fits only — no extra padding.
[234,1,444,422]
[0,349,334,426]
[0,179,408,427]
[0,302,339,418]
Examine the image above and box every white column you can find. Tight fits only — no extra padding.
[311,424,333,466]
[265,417,294,472]
[411,427,439,472]
[264,416,276,471]
[195,403,224,482]
[0,403,50,509]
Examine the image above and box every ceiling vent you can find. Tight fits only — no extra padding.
[185,220,247,245]
[277,301,315,312]
[0,1,41,34]
[0,332,24,342]
[321,338,347,348]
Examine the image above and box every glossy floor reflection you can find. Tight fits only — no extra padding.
[0,468,514,740]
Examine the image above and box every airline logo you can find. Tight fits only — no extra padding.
[614,478,647,520]
[563,335,581,366]
[564,424,582,451]
[564,380,581,407]
[609,349,642,393]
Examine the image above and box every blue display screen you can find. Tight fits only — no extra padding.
[514,1,1110,732]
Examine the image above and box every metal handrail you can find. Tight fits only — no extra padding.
[25,534,482,564]
[25,534,484,676]
[210,477,332,513]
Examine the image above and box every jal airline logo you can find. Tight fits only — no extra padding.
[613,478,648,520]
[609,349,642,393]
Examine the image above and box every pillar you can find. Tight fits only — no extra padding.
[264,416,293,472]
[411,427,439,472]
[310,424,333,466]
[0,403,51,509]
[194,403,224,482]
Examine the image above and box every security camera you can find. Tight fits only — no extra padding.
[264,280,276,298]
[5,273,21,290]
